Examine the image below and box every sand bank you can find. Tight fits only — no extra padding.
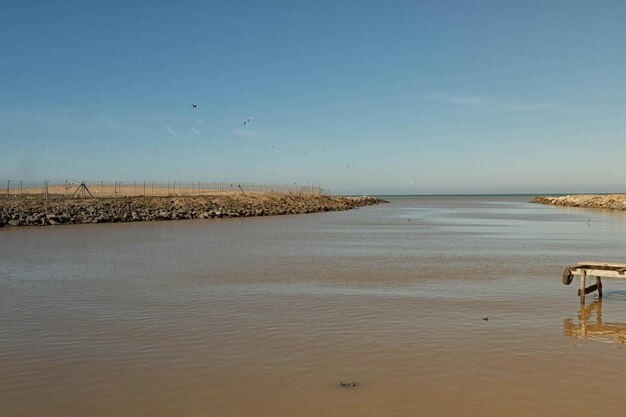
[0,194,386,227]
[531,194,626,210]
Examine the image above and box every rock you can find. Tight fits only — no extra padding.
[532,194,626,212]
[46,214,61,223]
[0,194,387,227]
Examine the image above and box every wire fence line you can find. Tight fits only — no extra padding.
[1,179,325,200]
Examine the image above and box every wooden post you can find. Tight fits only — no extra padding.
[580,269,587,305]
[596,277,603,299]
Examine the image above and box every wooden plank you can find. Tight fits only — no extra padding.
[571,269,626,278]
[574,262,626,271]
[575,261,626,268]
[578,284,598,296]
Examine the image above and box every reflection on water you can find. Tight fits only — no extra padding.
[564,300,626,344]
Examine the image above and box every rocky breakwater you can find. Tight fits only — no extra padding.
[0,194,387,227]
[531,194,626,210]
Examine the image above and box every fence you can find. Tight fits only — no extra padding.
[1,180,324,200]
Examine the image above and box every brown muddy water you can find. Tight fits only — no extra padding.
[3,195,626,417]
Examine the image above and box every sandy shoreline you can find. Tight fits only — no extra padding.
[0,193,386,227]
[531,194,626,210]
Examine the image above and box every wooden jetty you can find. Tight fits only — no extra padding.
[562,262,626,304]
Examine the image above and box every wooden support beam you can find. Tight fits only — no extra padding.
[597,277,603,299]
[580,269,586,305]
[578,284,598,296]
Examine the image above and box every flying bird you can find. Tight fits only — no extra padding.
[243,117,252,125]
[192,104,198,108]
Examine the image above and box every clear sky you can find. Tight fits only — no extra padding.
[2,1,626,194]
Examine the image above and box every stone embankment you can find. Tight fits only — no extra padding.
[0,194,387,227]
[531,194,626,210]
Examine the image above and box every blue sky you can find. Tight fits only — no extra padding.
[2,1,626,194]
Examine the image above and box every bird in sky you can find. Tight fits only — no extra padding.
[192,104,198,108]
[243,117,252,125]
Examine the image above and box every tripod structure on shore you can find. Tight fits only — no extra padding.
[231,183,245,196]
[70,182,95,199]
